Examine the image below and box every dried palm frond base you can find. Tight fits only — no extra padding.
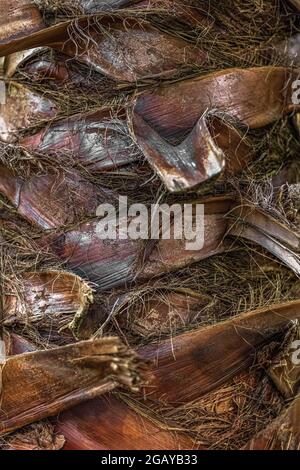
[244,394,300,450]
[120,370,285,450]
[1,0,300,452]
[3,270,94,340]
[267,321,300,398]
[92,248,298,343]
[0,336,145,436]
[57,395,200,450]
[115,322,300,450]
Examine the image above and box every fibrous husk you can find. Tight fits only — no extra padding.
[236,223,300,276]
[114,287,211,338]
[133,0,213,29]
[2,47,46,78]
[57,395,200,450]
[3,172,300,292]
[137,196,233,280]
[51,218,140,290]
[0,0,300,452]
[273,34,300,67]
[41,0,133,14]
[96,248,298,339]
[0,11,207,82]
[17,52,87,83]
[54,16,207,82]
[228,202,300,276]
[5,333,195,450]
[0,336,145,436]
[122,368,284,450]
[3,270,93,339]
[0,210,59,278]
[35,0,208,28]
[49,196,231,289]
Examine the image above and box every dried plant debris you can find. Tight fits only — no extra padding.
[34,0,205,21]
[293,113,300,139]
[228,197,300,276]
[134,67,300,143]
[99,253,297,340]
[3,183,300,292]
[129,111,254,192]
[35,0,134,17]
[0,165,113,229]
[48,196,231,289]
[55,17,207,82]
[0,1,45,45]
[273,34,300,67]
[2,270,93,339]
[90,247,300,342]
[1,421,65,450]
[0,12,207,81]
[267,321,300,398]
[0,337,145,436]
[114,287,211,339]
[288,0,300,11]
[121,370,285,450]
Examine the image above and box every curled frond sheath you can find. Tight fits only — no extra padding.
[0,82,57,143]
